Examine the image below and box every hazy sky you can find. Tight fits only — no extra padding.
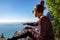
[0,0,48,23]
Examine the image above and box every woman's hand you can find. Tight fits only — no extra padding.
[28,29,33,33]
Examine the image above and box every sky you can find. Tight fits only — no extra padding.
[0,0,49,23]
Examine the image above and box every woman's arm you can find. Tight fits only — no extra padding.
[23,22,38,26]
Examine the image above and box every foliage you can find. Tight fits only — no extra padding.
[1,33,5,38]
[14,31,18,34]
[46,0,60,39]
[46,0,60,21]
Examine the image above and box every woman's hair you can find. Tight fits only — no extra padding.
[40,1,44,5]
[36,1,44,13]
[32,1,45,13]
[36,4,44,13]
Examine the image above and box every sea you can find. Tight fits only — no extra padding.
[0,22,24,38]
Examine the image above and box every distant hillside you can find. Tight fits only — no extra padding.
[46,12,54,21]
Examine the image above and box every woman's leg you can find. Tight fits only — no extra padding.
[8,31,36,40]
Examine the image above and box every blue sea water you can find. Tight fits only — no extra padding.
[0,22,24,38]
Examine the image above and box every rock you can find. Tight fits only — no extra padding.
[0,38,7,40]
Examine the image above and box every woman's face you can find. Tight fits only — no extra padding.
[33,8,43,18]
[33,8,38,17]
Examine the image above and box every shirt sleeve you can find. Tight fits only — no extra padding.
[24,22,38,26]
